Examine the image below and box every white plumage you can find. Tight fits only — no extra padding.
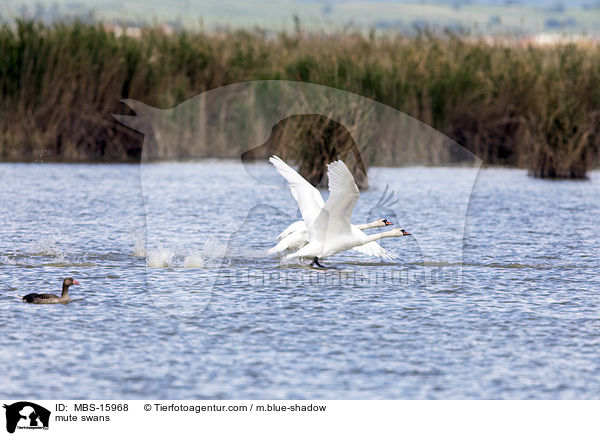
[269,156,409,262]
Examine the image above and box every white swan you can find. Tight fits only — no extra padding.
[268,218,393,256]
[282,158,411,266]
[269,156,409,263]
[269,156,396,259]
[276,217,392,241]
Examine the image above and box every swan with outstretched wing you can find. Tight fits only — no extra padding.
[268,156,398,260]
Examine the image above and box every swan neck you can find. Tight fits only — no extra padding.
[365,229,397,243]
[62,284,69,298]
[356,220,382,230]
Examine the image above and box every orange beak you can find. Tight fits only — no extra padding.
[386,221,393,226]
[402,230,411,236]
[73,280,81,285]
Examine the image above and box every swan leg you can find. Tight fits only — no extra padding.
[310,257,327,268]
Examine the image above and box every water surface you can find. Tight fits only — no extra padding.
[0,162,598,399]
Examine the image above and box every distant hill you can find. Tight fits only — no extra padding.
[1,0,600,34]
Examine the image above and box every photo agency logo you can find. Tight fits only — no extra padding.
[114,80,481,318]
[3,402,50,433]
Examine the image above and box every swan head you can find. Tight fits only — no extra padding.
[389,228,411,236]
[373,218,394,227]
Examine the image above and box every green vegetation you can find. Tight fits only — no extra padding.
[0,20,599,177]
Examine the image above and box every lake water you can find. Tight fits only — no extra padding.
[0,161,599,399]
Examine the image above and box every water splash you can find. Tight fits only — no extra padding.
[32,235,72,264]
[0,255,17,265]
[201,237,228,258]
[34,236,62,256]
[278,256,303,267]
[45,251,67,264]
[147,245,174,268]
[144,238,229,268]
[183,251,204,268]
[132,230,147,257]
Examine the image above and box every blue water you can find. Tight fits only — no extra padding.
[0,162,598,399]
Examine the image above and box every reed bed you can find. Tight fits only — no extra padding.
[0,20,598,177]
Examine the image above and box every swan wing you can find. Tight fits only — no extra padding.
[276,220,306,240]
[268,227,309,254]
[269,156,324,226]
[352,241,397,259]
[311,160,359,241]
[350,225,397,259]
